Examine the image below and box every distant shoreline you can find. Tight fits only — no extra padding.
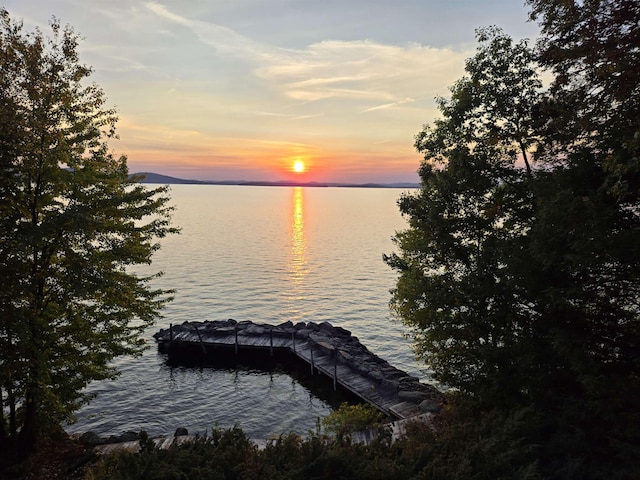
[131,172,420,189]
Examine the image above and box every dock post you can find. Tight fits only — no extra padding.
[169,323,173,345]
[235,326,239,355]
[292,331,296,353]
[193,325,207,355]
[333,353,337,391]
[270,328,273,356]
[310,346,314,375]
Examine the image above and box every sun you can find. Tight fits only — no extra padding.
[293,160,306,173]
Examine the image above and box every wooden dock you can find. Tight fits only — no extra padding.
[154,320,442,420]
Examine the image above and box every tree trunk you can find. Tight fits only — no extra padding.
[18,393,37,455]
[8,384,16,439]
[0,387,5,444]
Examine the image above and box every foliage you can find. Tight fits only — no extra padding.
[0,9,177,455]
[86,422,439,480]
[527,0,640,203]
[385,27,540,406]
[321,402,384,439]
[386,9,640,479]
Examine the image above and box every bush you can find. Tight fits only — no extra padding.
[321,403,384,439]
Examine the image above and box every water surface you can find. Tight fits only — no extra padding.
[66,185,430,439]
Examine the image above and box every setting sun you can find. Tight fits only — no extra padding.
[293,160,306,173]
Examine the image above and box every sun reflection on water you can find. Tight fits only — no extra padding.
[289,187,308,307]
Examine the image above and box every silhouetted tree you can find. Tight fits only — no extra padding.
[0,9,177,455]
[387,11,640,476]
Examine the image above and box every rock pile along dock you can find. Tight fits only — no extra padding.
[154,319,442,420]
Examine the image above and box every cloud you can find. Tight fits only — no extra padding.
[145,1,271,59]
[256,40,470,104]
[363,97,415,113]
[144,3,471,107]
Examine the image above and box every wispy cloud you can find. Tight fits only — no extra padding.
[363,97,415,113]
[144,4,470,107]
[145,2,273,59]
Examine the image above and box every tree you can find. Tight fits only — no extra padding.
[0,10,177,455]
[385,27,541,405]
[527,0,640,203]
[387,16,640,477]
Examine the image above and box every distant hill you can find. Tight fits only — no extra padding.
[130,172,208,184]
[131,172,419,189]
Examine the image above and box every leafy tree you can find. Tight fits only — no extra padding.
[387,13,640,477]
[385,27,541,405]
[527,0,640,203]
[0,10,177,455]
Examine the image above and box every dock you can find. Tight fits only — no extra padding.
[153,320,442,420]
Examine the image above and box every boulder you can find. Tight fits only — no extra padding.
[79,431,104,446]
[174,427,189,437]
[245,324,265,335]
[319,321,335,332]
[295,328,312,339]
[106,431,140,443]
[419,399,442,413]
[397,390,428,403]
[308,332,332,345]
[316,341,335,355]
[337,349,353,362]
[332,326,352,337]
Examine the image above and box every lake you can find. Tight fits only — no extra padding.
[65,185,432,439]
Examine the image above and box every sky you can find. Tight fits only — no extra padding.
[4,1,539,183]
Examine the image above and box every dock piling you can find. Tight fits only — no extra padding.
[310,346,314,375]
[235,326,239,355]
[270,328,273,356]
[193,325,206,355]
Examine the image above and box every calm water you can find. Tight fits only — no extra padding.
[66,185,431,439]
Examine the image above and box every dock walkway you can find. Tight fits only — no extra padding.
[154,320,442,420]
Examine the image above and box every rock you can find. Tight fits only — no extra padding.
[333,326,352,337]
[308,332,332,345]
[79,431,104,445]
[227,318,237,325]
[337,349,353,362]
[397,390,428,403]
[296,328,312,339]
[105,431,139,443]
[174,427,189,437]
[419,399,442,413]
[318,321,335,333]
[245,324,265,335]
[278,321,293,328]
[381,378,400,392]
[316,341,335,355]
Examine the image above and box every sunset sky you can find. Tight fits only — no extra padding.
[5,1,538,183]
